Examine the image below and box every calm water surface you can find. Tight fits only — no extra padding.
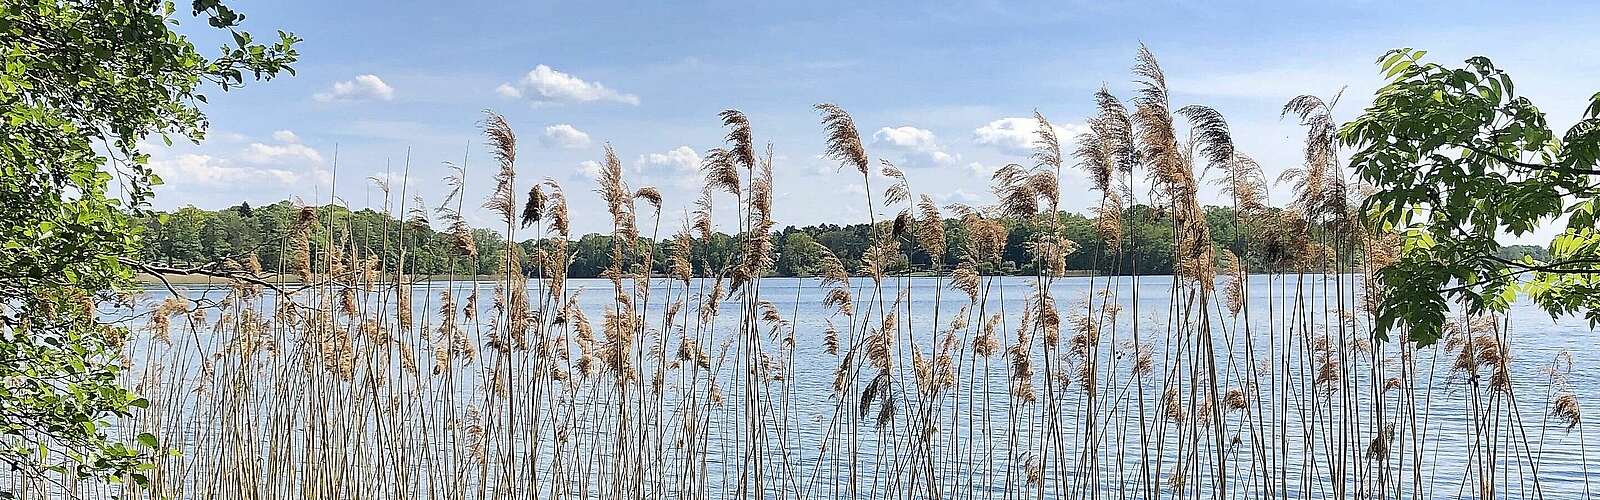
[137,274,1600,499]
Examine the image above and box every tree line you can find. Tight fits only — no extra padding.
[136,199,1380,279]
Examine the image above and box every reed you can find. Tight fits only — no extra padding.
[24,45,1593,500]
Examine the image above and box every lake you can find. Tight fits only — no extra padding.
[119,274,1600,499]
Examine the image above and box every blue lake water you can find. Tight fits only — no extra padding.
[130,274,1600,499]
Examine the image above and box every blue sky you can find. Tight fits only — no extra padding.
[147,0,1600,240]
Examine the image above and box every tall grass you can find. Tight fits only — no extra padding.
[17,46,1594,500]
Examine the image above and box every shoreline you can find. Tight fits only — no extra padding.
[134,273,505,285]
[136,269,1354,286]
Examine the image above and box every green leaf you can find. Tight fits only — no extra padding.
[1385,59,1414,79]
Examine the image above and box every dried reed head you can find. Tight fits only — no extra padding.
[1366,423,1395,461]
[1224,387,1248,411]
[915,195,946,261]
[1076,116,1116,196]
[1162,387,1184,422]
[1092,194,1124,251]
[866,312,896,370]
[971,313,1001,358]
[1281,90,1346,220]
[702,111,753,197]
[1009,309,1037,403]
[1177,104,1236,177]
[1066,313,1098,358]
[338,286,356,317]
[1031,111,1063,206]
[1119,340,1154,377]
[860,240,896,285]
[1219,249,1244,316]
[1553,393,1582,431]
[291,204,317,283]
[1132,45,1216,287]
[598,143,637,238]
[870,371,897,429]
[891,210,911,241]
[634,186,662,213]
[481,110,519,226]
[882,161,909,206]
[957,212,1009,264]
[147,297,189,344]
[991,163,1036,219]
[521,184,545,228]
[815,103,869,175]
[822,319,839,355]
[1024,234,1078,278]
[669,230,694,283]
[1075,360,1096,394]
[1315,352,1341,388]
[719,109,756,171]
[1194,400,1213,428]
[950,260,980,302]
[1024,454,1042,486]
[1031,288,1060,346]
[542,180,571,238]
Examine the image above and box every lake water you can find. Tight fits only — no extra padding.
[127,274,1600,499]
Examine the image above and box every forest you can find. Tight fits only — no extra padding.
[139,200,1325,278]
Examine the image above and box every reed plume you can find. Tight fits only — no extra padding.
[816,103,870,175]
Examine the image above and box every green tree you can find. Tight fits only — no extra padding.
[0,0,297,487]
[167,206,206,264]
[776,232,823,277]
[1345,49,1600,344]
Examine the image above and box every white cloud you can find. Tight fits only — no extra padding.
[149,153,304,187]
[965,161,997,177]
[577,160,603,179]
[973,117,1089,155]
[499,65,639,105]
[540,124,592,149]
[495,83,522,98]
[636,146,700,172]
[211,131,248,143]
[872,126,958,167]
[932,188,986,205]
[271,130,300,143]
[314,74,395,102]
[873,126,939,150]
[240,141,323,165]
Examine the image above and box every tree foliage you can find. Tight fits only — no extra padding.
[0,0,297,486]
[138,200,1322,279]
[1344,49,1600,345]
